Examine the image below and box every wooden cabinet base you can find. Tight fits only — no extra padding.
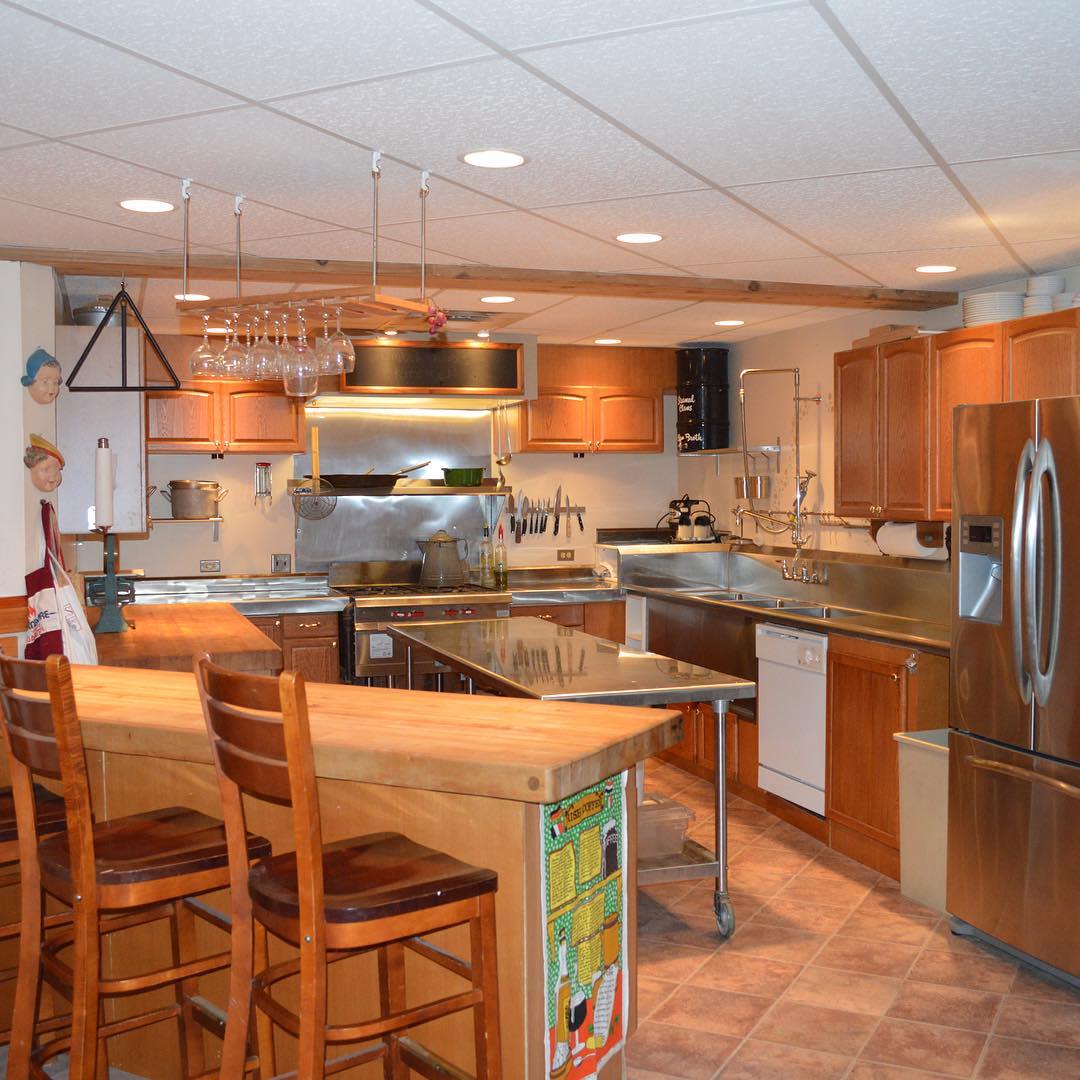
[829,819,900,880]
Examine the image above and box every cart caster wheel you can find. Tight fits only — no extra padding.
[714,894,735,939]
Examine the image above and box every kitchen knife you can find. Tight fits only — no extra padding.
[517,496,527,542]
[507,493,516,535]
[553,485,562,536]
[541,500,548,534]
[565,493,573,540]
[576,502,585,531]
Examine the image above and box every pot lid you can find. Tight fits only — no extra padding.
[168,480,222,489]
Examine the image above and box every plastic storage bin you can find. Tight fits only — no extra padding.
[893,728,949,912]
[638,792,695,859]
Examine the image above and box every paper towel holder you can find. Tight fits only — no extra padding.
[869,520,946,548]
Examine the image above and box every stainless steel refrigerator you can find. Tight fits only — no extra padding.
[950,397,1080,979]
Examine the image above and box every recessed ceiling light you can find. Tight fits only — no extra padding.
[714,319,745,327]
[480,295,516,304]
[616,232,662,244]
[462,149,526,169]
[119,198,174,213]
[915,264,957,274]
[595,338,622,345]
[174,292,210,302]
[476,330,490,339]
[383,329,398,336]
[206,326,229,335]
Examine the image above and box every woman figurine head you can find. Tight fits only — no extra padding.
[24,435,64,492]
[21,348,62,405]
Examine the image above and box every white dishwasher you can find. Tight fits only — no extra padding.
[755,623,828,815]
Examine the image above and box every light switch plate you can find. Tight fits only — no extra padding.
[557,549,575,561]
[199,559,221,573]
[271,553,292,574]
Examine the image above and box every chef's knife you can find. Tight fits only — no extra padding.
[507,492,516,535]
[541,500,549,534]
[517,496,527,542]
[576,501,585,531]
[553,485,562,536]
[565,492,573,540]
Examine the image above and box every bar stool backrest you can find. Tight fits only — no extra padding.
[194,654,325,963]
[0,654,97,907]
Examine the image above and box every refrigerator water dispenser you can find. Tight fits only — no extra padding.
[957,516,1004,623]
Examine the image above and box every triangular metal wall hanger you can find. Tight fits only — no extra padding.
[65,285,181,392]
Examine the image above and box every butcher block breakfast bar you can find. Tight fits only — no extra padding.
[63,662,682,1079]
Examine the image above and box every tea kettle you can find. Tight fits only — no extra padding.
[416,530,470,588]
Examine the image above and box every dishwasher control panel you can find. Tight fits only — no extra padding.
[798,645,824,672]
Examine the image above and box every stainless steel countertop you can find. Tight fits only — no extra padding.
[510,583,624,604]
[627,584,950,652]
[103,574,351,616]
[389,617,756,706]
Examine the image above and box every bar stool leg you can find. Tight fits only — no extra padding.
[218,890,253,1080]
[378,942,408,1080]
[296,939,328,1079]
[471,892,501,1080]
[67,906,102,1080]
[8,877,44,1078]
[171,899,206,1078]
[252,924,275,1079]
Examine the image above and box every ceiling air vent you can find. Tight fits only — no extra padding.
[443,310,493,323]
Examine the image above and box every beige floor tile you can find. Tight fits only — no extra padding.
[689,951,803,998]
[1008,965,1080,1005]
[751,897,861,935]
[719,1038,851,1079]
[860,1017,986,1077]
[628,1068,681,1080]
[848,1065,957,1079]
[724,923,829,964]
[639,909,730,950]
[886,980,1002,1032]
[725,866,796,896]
[837,908,938,948]
[785,965,902,1016]
[751,1000,878,1056]
[626,1021,741,1078]
[976,1035,1080,1078]
[651,984,773,1037]
[812,937,921,978]
[777,874,874,908]
[636,938,715,983]
[994,996,1080,1047]
[857,883,942,920]
[908,948,1017,994]
[636,976,679,1020]
[731,846,816,875]
[802,851,883,883]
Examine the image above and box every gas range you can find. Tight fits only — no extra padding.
[341,583,512,615]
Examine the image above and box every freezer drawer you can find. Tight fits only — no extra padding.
[947,732,1080,978]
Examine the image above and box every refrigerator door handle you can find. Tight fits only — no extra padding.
[1010,438,1036,705]
[967,755,1080,801]
[1028,438,1062,708]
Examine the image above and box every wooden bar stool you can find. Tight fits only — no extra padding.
[195,654,503,1080]
[0,653,272,1079]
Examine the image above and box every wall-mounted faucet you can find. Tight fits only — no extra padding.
[779,558,828,585]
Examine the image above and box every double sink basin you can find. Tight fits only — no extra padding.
[689,589,864,622]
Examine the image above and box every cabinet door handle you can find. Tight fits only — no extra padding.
[538,613,555,620]
[890,673,900,682]
[297,621,321,629]
[904,653,918,672]
[274,619,281,627]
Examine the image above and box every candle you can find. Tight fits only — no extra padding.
[94,437,114,529]
[311,424,320,483]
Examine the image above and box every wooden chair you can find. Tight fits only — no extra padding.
[0,653,272,1079]
[195,654,503,1079]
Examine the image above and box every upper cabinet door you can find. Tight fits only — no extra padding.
[879,338,930,520]
[929,325,1004,520]
[521,387,591,452]
[221,386,304,453]
[592,387,663,452]
[834,347,879,516]
[146,383,221,453]
[1005,311,1080,401]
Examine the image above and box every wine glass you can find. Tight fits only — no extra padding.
[282,312,318,398]
[329,307,355,373]
[218,317,248,380]
[236,318,256,380]
[250,310,279,381]
[316,309,343,375]
[189,314,219,378]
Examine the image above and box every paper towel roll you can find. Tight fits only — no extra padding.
[94,439,114,529]
[875,522,947,561]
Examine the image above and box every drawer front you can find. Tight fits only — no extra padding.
[283,612,340,638]
[511,604,585,628]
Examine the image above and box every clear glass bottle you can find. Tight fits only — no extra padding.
[479,526,495,588]
[494,524,508,590]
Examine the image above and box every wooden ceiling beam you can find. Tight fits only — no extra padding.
[0,247,958,310]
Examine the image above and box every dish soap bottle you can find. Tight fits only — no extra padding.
[479,526,495,588]
[494,524,508,590]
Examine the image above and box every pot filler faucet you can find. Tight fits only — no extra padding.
[734,367,822,581]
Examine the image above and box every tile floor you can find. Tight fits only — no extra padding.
[628,759,1080,1079]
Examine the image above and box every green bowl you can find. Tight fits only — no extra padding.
[442,467,485,487]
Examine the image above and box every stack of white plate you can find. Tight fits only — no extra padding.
[1052,292,1080,310]
[963,292,1024,326]
[1024,294,1055,316]
[1027,273,1067,294]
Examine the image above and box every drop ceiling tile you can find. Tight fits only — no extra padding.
[952,152,1080,245]
[838,245,1024,291]
[239,229,431,264]
[137,276,242,316]
[380,211,662,272]
[827,0,1080,160]
[0,5,237,136]
[498,296,693,335]
[733,168,994,252]
[538,189,820,263]
[613,301,826,337]
[678,256,880,286]
[526,4,932,187]
[429,289,571,316]
[72,108,509,227]
[434,0,780,49]
[18,0,491,101]
[0,198,173,251]
[1014,237,1080,275]
[0,124,42,149]
[275,57,696,206]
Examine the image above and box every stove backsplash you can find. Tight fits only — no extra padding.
[295,408,491,572]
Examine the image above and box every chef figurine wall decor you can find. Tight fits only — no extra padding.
[24,435,64,492]
[21,348,62,405]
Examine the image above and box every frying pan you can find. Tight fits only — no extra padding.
[316,461,430,489]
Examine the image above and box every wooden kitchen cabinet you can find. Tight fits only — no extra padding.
[510,603,585,629]
[929,324,1004,519]
[147,381,304,454]
[246,611,340,683]
[834,340,930,520]
[582,600,626,643]
[1004,309,1080,401]
[826,635,947,877]
[246,614,284,648]
[518,386,663,453]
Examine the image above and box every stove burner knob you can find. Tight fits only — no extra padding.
[390,611,407,619]
[411,610,425,618]
[463,608,475,615]
[445,609,459,616]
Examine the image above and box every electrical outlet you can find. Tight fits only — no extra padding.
[557,549,575,561]
[271,553,292,574]
[199,559,221,573]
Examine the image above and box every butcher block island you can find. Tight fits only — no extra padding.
[67,664,682,1079]
[89,602,282,674]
